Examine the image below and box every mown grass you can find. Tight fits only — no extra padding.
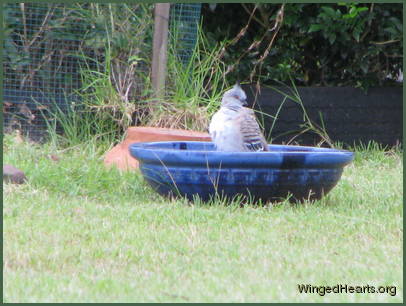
[3,134,403,302]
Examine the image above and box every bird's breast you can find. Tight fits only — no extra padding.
[209,110,244,151]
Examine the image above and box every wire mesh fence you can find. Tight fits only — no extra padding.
[3,3,201,141]
[3,3,84,141]
[170,3,202,65]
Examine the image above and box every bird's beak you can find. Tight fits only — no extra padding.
[241,99,248,106]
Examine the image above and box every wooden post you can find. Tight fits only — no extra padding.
[151,3,171,99]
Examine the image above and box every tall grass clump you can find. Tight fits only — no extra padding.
[256,77,334,147]
[144,24,229,131]
[44,3,155,147]
[45,6,230,145]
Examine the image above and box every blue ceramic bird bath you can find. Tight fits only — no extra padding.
[129,141,354,203]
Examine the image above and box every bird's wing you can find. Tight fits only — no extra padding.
[236,108,269,151]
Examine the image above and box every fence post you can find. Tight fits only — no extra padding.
[151,3,171,100]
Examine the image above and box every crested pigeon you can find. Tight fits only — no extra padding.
[209,84,269,152]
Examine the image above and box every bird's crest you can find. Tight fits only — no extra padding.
[222,83,247,106]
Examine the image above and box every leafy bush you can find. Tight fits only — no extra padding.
[202,3,403,89]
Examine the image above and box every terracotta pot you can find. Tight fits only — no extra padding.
[104,126,211,171]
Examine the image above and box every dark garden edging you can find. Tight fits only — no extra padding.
[243,85,402,148]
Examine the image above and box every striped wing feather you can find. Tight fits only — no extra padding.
[236,108,269,152]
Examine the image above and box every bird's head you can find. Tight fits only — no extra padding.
[221,83,247,108]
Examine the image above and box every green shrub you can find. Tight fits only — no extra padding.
[202,3,403,89]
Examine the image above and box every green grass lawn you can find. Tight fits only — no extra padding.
[3,134,403,302]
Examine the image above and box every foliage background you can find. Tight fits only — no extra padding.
[201,3,403,89]
[2,3,403,143]
[4,3,403,95]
